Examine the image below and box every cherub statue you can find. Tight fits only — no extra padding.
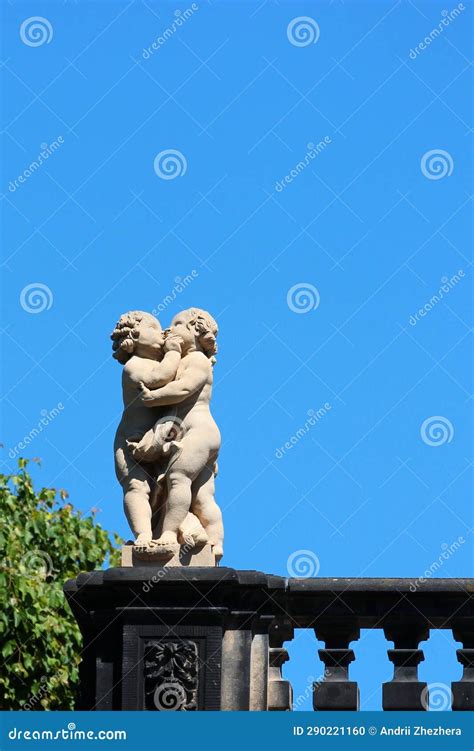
[111,310,183,551]
[137,308,224,560]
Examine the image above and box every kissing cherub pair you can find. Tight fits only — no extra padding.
[112,308,224,561]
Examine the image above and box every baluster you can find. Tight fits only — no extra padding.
[220,612,253,711]
[452,624,474,711]
[382,624,428,710]
[268,618,294,711]
[313,625,360,711]
[249,615,273,711]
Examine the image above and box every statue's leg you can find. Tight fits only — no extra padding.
[156,434,210,546]
[116,440,154,544]
[150,472,166,539]
[122,466,154,545]
[191,462,224,560]
[156,470,192,545]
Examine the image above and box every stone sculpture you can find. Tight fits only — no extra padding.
[111,308,224,564]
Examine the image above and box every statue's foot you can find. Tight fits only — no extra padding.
[155,531,178,545]
[179,533,201,548]
[212,544,223,562]
[132,536,178,562]
[133,533,152,548]
[132,534,157,560]
[147,532,179,559]
[178,528,209,548]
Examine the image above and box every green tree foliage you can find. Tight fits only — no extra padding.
[0,458,122,709]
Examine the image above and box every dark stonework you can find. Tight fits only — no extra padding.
[64,573,474,711]
[313,626,360,711]
[268,618,293,711]
[121,623,221,710]
[452,623,474,711]
[64,567,286,711]
[382,624,429,711]
[144,640,198,711]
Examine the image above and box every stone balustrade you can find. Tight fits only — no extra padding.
[65,570,474,711]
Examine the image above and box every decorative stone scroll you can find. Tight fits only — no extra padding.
[144,640,198,711]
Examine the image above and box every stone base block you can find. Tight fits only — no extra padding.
[382,681,428,711]
[121,542,216,567]
[268,680,293,711]
[313,681,359,711]
[452,681,474,711]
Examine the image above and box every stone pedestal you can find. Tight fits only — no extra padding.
[121,542,216,567]
[64,567,285,711]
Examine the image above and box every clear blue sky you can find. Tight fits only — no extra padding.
[1,0,472,711]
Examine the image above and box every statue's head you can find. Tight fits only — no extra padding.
[169,308,218,359]
[111,311,164,363]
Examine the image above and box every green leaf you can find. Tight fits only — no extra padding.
[0,458,123,710]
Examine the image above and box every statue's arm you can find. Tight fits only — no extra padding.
[139,356,208,407]
[144,350,181,388]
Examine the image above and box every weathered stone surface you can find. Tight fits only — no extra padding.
[64,567,286,711]
[64,573,474,711]
[144,640,199,711]
[452,626,474,711]
[121,541,216,567]
[111,308,223,564]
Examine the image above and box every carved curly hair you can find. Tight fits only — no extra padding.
[110,310,160,364]
[182,308,218,360]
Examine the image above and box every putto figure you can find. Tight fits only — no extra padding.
[111,311,181,550]
[112,307,224,563]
